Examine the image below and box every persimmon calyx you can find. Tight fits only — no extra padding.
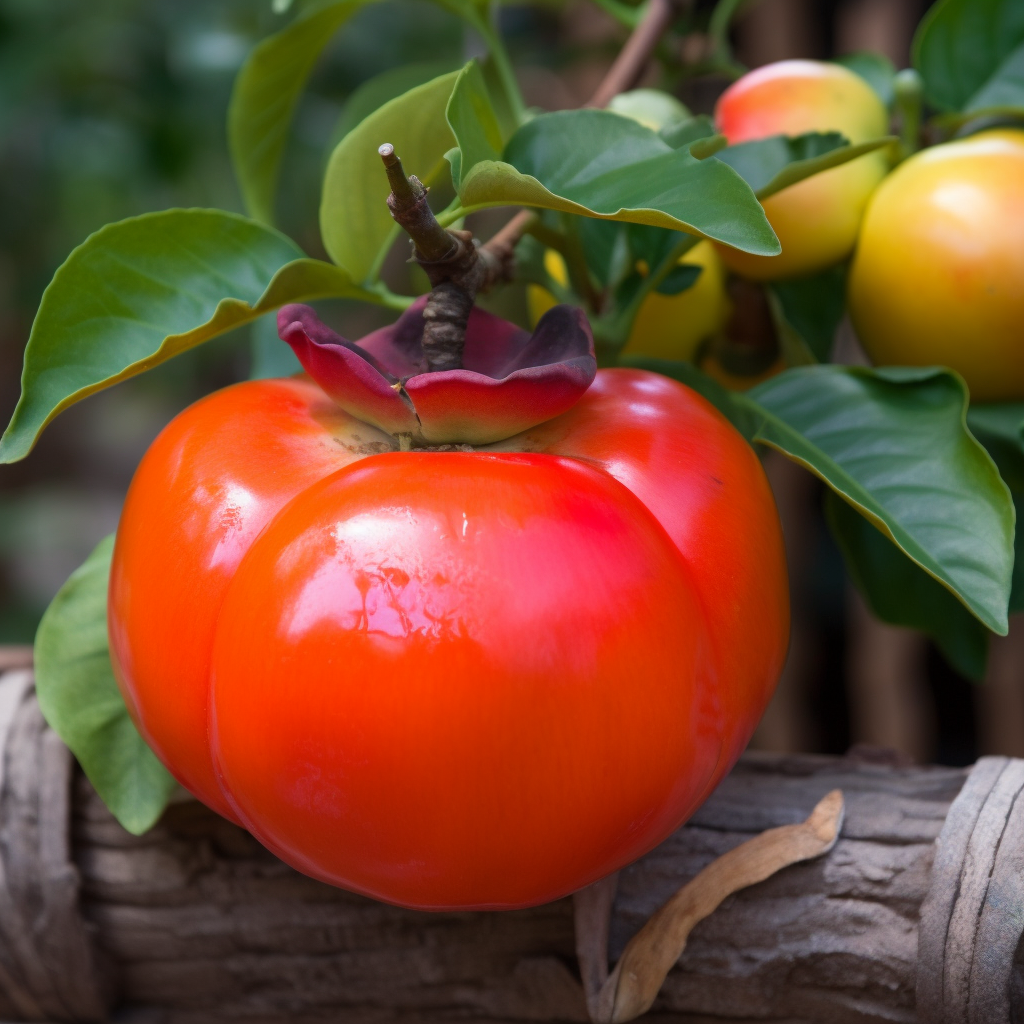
[278,297,596,446]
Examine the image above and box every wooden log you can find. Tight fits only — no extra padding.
[1,668,1022,1023]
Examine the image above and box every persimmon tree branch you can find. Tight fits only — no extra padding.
[587,0,678,108]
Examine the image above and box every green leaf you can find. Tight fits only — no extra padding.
[458,110,780,255]
[430,0,490,27]
[835,52,897,107]
[657,264,702,295]
[480,53,523,143]
[714,132,895,200]
[767,264,846,365]
[624,359,1015,635]
[229,0,372,225]
[34,536,177,835]
[964,41,1024,113]
[826,492,990,681]
[321,69,460,284]
[966,403,1024,613]
[967,403,1024,489]
[660,114,716,150]
[331,58,463,149]
[0,209,366,463]
[446,60,505,190]
[747,366,1014,635]
[913,0,1024,112]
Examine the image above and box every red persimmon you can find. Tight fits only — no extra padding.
[109,368,787,910]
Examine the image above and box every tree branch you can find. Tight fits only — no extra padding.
[587,0,678,109]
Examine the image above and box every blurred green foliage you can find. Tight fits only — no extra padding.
[0,0,468,641]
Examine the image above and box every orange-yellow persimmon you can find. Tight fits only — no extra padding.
[714,59,889,281]
[849,129,1024,401]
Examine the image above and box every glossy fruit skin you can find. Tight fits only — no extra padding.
[109,370,788,910]
[849,130,1024,402]
[528,242,729,361]
[714,59,889,281]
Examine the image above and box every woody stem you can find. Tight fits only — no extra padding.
[379,144,512,372]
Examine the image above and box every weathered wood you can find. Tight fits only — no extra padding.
[1,668,1023,1023]
[0,672,113,1022]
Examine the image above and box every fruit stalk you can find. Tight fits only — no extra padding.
[379,143,511,372]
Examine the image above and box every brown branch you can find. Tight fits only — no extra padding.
[587,0,679,109]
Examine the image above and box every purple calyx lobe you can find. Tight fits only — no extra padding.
[277,297,596,445]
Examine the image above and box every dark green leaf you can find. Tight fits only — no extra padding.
[657,263,702,295]
[458,109,780,255]
[229,0,372,225]
[967,403,1024,489]
[688,134,729,160]
[967,403,1024,613]
[835,52,897,107]
[660,114,716,150]
[0,210,365,463]
[625,358,1015,634]
[446,60,505,190]
[826,492,990,681]
[430,0,490,28]
[965,41,1024,113]
[34,536,177,835]
[714,131,895,199]
[321,70,460,284]
[331,58,463,149]
[913,0,1024,112]
[480,54,521,143]
[767,264,846,365]
[576,219,632,289]
[747,366,1014,635]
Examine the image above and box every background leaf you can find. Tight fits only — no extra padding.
[967,403,1024,614]
[229,0,372,225]
[963,43,1024,113]
[446,60,506,189]
[826,492,990,680]
[458,109,780,255]
[34,536,177,835]
[660,114,716,149]
[250,312,303,379]
[330,58,463,150]
[0,209,365,463]
[320,69,460,283]
[767,264,846,364]
[715,132,895,200]
[913,0,1024,112]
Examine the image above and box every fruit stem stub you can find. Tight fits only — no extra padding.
[378,144,513,373]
